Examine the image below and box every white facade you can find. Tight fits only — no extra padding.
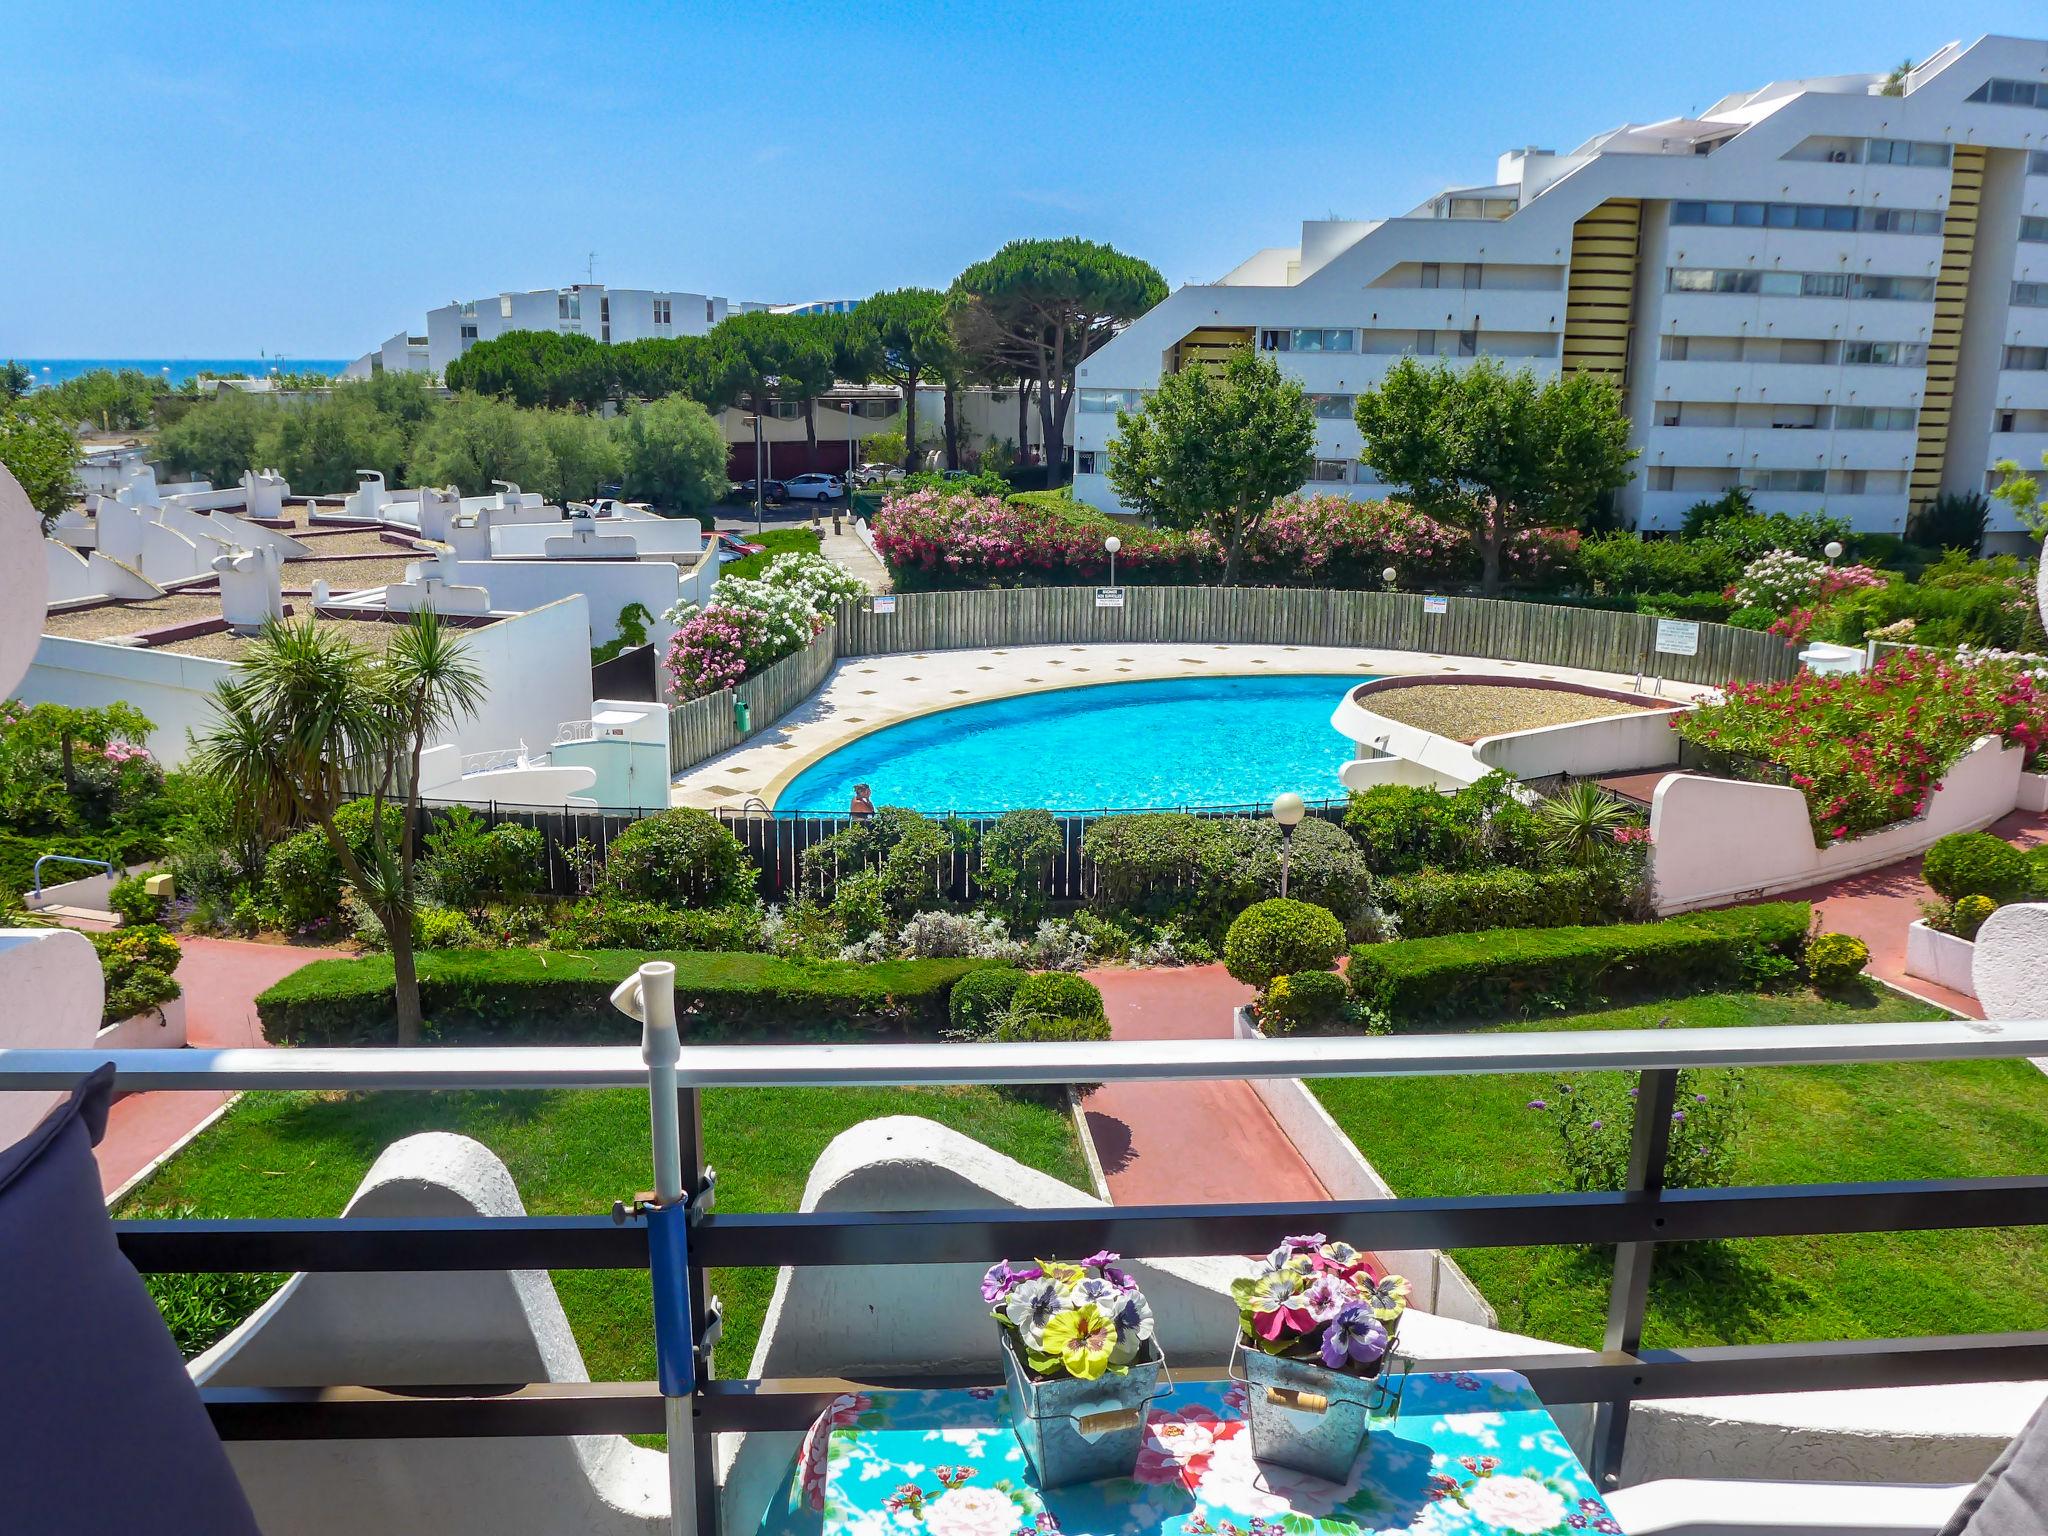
[1075,35,2048,545]
[348,284,748,378]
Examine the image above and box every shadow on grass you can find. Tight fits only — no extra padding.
[1498,1241,1810,1346]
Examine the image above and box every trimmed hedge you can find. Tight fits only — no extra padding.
[1378,864,1637,938]
[1347,902,1811,1023]
[258,949,989,1046]
[949,966,1030,1036]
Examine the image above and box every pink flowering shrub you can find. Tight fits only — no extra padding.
[1677,652,2048,843]
[665,604,790,700]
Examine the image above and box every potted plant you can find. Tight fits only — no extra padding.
[983,1253,1163,1488]
[1230,1234,1410,1480]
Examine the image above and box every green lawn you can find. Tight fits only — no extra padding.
[119,1084,1089,1381]
[1310,989,2048,1349]
[720,526,823,581]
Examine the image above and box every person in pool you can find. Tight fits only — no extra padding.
[849,783,875,818]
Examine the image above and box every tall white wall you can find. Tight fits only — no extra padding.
[451,559,684,652]
[456,597,595,756]
[22,638,240,765]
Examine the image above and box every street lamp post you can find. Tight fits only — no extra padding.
[1105,534,1121,588]
[1272,791,1306,899]
[1824,540,1844,565]
[1382,565,1398,590]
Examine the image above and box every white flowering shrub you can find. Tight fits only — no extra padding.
[763,551,866,614]
[1026,917,1094,971]
[1734,551,1830,613]
[898,909,1029,962]
[711,575,826,656]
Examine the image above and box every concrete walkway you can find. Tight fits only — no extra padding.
[819,522,891,594]
[1079,964,1329,1205]
[1793,808,2048,1020]
[95,935,339,1200]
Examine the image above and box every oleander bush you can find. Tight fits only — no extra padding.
[1222,898,1346,988]
[257,949,988,1046]
[1342,773,1545,878]
[1346,902,1812,1023]
[1922,831,2034,903]
[422,808,546,914]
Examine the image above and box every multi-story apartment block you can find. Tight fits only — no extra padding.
[346,284,763,379]
[1075,35,2048,547]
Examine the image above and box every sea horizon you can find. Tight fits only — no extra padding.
[16,357,354,389]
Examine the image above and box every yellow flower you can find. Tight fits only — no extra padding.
[1038,1302,1116,1380]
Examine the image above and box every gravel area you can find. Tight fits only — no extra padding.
[42,594,226,641]
[156,617,414,661]
[285,555,419,589]
[1363,683,1659,742]
[291,528,418,555]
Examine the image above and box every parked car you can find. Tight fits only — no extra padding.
[711,530,765,563]
[729,479,786,505]
[784,472,845,501]
[849,463,905,487]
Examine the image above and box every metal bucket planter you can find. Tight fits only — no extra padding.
[1232,1338,1408,1483]
[999,1331,1167,1488]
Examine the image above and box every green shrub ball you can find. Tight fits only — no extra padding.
[1806,931,1871,990]
[1223,898,1347,988]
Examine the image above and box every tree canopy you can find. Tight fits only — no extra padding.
[444,330,612,409]
[853,289,952,471]
[407,393,559,496]
[1354,357,1637,594]
[615,394,728,512]
[1105,350,1315,584]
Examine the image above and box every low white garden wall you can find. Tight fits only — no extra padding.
[1651,736,2029,914]
[1904,922,1977,999]
[1473,703,1686,781]
[96,995,187,1051]
[1230,1007,1494,1327]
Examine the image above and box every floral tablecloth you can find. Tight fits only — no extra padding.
[779,1372,1623,1536]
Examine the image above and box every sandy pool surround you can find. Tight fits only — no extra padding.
[668,644,1716,811]
[1348,674,1680,743]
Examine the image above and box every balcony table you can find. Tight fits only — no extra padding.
[791,1370,1624,1536]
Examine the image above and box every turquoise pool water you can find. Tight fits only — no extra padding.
[776,672,1369,813]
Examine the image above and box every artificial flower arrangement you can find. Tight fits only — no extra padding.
[983,1254,1163,1487]
[1229,1235,1410,1480]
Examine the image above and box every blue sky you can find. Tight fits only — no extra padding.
[2,0,2040,358]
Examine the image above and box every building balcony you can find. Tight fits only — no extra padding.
[1643,424,1911,472]
[1354,287,1564,335]
[1653,292,1934,344]
[1646,360,1925,408]
[1995,372,2048,411]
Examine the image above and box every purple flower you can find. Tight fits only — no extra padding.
[1281,1233,1326,1252]
[1527,1099,1548,1110]
[1300,1273,1357,1323]
[1671,1110,1688,1124]
[980,1260,1040,1304]
[1319,1303,1388,1371]
[1694,1093,1709,1103]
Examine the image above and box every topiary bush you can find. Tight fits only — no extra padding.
[994,1014,1111,1044]
[1081,812,1372,940]
[1805,931,1870,990]
[90,924,182,1026]
[1223,898,1347,988]
[601,808,755,907]
[1952,894,1998,942]
[949,965,1029,1037]
[1258,970,1353,1036]
[1007,971,1107,1028]
[1922,832,2031,903]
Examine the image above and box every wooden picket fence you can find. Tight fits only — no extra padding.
[664,627,838,774]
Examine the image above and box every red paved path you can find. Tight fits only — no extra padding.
[1791,808,2048,1021]
[1079,965,1329,1205]
[94,936,337,1198]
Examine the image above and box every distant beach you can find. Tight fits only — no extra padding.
[16,358,353,389]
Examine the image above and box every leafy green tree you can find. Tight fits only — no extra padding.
[611,336,701,402]
[192,613,485,1045]
[445,330,612,409]
[1354,357,1637,595]
[1106,350,1315,584]
[0,404,81,531]
[39,367,170,431]
[407,393,556,495]
[852,289,951,472]
[950,238,1166,480]
[154,389,270,486]
[256,392,409,495]
[615,394,727,512]
[1992,455,2048,538]
[0,361,30,402]
[534,409,626,505]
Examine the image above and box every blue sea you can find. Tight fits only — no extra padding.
[16,358,353,389]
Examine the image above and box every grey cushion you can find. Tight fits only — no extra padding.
[1941,1399,2048,1536]
[0,1066,262,1534]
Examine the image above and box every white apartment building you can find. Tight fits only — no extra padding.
[1075,35,2048,546]
[346,283,761,378]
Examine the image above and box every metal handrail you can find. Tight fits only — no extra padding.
[29,853,114,898]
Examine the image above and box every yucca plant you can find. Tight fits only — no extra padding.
[1535,781,1633,867]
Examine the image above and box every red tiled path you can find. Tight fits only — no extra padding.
[93,936,340,1198]
[1079,964,1329,1205]
[1790,808,2048,1021]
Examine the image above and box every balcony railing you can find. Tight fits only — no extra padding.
[7,1013,2048,1532]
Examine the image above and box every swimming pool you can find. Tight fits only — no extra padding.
[775,672,1370,813]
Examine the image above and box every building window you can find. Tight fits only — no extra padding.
[766,400,803,420]
[1659,335,1689,361]
[1307,393,1354,419]
[1659,403,1682,427]
[1843,341,1927,366]
[1835,405,1916,430]
[1076,451,1097,476]
[1668,268,1932,301]
[1999,411,2017,433]
[2021,216,2048,244]
[706,299,716,323]
[499,294,514,318]
[1078,388,1146,413]
[2004,345,2048,371]
[1648,466,1675,491]
[1259,328,1355,352]
[653,298,673,324]
[1850,273,1934,301]
[1310,459,1351,483]
[1967,79,2048,110]
[1866,137,1952,167]
[1418,264,1440,289]
[460,302,478,319]
[1457,328,1478,357]
[558,292,581,322]
[1462,263,1484,290]
[2014,282,2048,308]
[850,398,896,419]
[1827,469,1867,495]
[1412,329,1436,355]
[1741,468,1826,492]
[459,324,478,341]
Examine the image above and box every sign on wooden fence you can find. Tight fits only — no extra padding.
[1422,595,1448,615]
[1654,618,1701,657]
[1095,587,1125,608]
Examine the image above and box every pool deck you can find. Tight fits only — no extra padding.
[668,641,1717,811]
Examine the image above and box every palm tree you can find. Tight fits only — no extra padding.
[1536,782,1634,867]
[193,613,483,1044]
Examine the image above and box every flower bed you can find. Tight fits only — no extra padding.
[664,551,865,700]
[1676,651,2048,843]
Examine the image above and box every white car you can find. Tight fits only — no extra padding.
[784,473,845,501]
[849,463,904,488]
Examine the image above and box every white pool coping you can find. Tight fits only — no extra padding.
[668,640,1719,811]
